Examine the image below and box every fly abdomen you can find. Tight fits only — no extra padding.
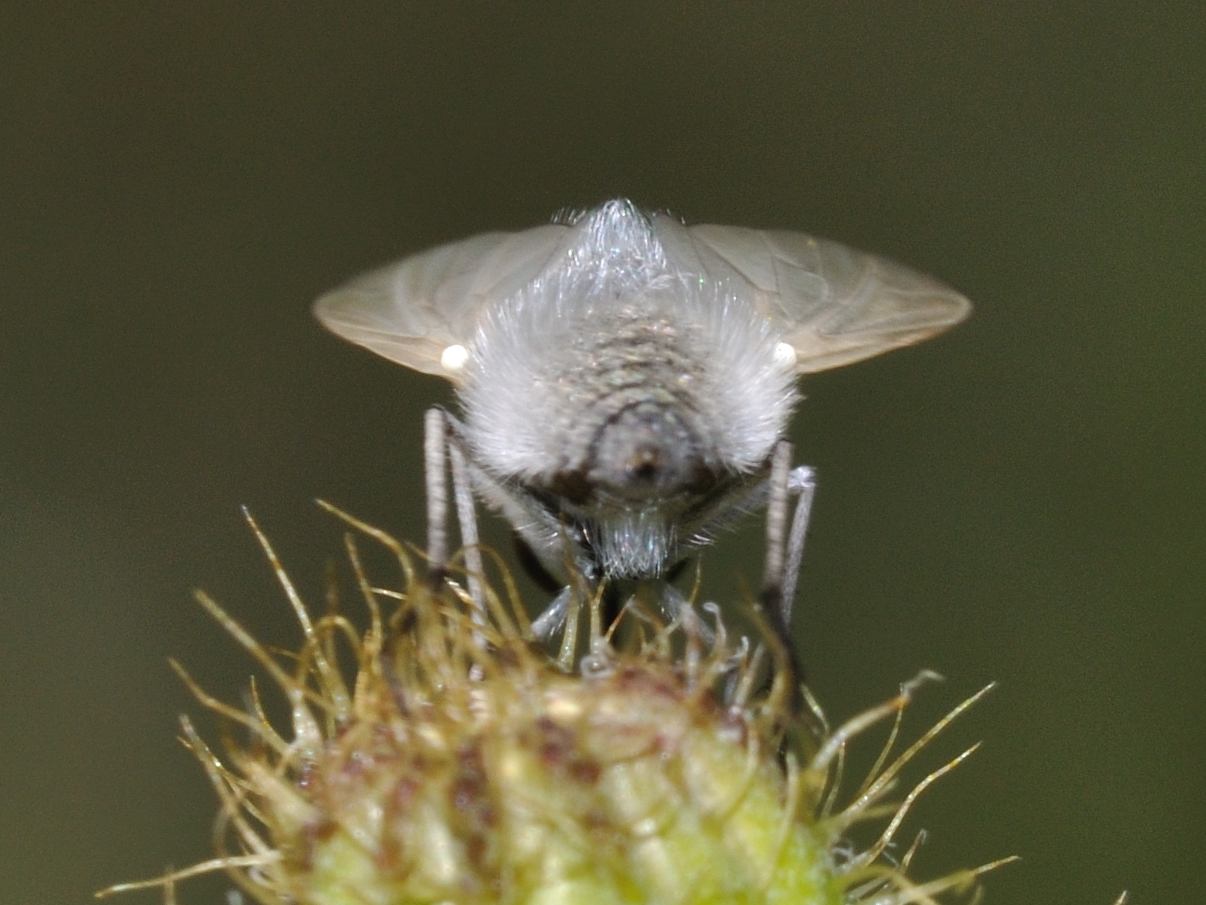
[558,308,716,503]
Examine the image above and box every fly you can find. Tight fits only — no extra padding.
[315,199,970,651]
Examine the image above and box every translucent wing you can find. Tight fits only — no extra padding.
[317,204,971,379]
[656,216,971,373]
[314,223,569,379]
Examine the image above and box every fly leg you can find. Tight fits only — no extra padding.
[658,582,715,645]
[424,407,450,586]
[447,437,487,628]
[434,414,594,647]
[424,407,486,626]
[781,463,817,627]
[529,585,575,641]
[760,439,818,684]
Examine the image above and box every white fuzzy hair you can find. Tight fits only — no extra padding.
[459,200,798,484]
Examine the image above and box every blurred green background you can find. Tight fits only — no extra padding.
[2,5,1201,904]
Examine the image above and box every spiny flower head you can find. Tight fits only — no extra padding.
[101,504,1008,905]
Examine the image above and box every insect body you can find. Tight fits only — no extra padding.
[316,200,969,640]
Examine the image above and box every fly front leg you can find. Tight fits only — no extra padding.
[528,557,599,646]
[657,582,715,645]
[529,585,575,642]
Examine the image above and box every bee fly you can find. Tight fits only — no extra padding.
[315,200,969,652]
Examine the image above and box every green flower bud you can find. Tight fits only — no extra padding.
[101,505,1008,905]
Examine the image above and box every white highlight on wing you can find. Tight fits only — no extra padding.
[439,344,469,373]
